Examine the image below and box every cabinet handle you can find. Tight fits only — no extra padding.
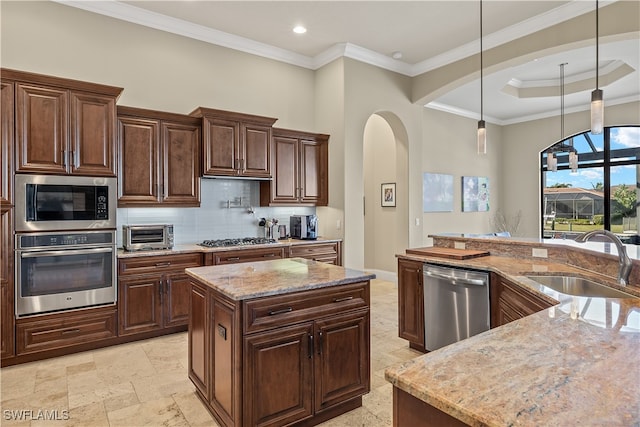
[333,296,353,303]
[159,280,164,305]
[317,331,323,355]
[61,328,80,335]
[62,150,67,167]
[262,253,275,258]
[308,334,313,359]
[235,158,240,170]
[155,262,171,267]
[72,150,77,168]
[268,307,293,316]
[227,257,240,261]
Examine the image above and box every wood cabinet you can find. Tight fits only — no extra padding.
[490,273,555,328]
[191,107,276,178]
[117,106,201,207]
[189,277,370,427]
[203,246,286,266]
[260,128,329,206]
[118,253,202,336]
[1,209,14,360]
[1,79,14,206]
[15,306,117,355]
[397,259,425,352]
[2,69,123,176]
[288,241,342,265]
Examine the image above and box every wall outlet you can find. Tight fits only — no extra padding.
[454,241,466,250]
[415,218,420,226]
[336,219,341,230]
[532,248,548,258]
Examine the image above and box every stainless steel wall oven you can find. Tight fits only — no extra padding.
[15,230,117,317]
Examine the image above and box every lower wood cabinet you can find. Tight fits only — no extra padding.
[189,279,370,427]
[490,273,555,327]
[204,246,285,266]
[397,258,425,352]
[288,241,342,266]
[15,306,117,355]
[118,253,202,336]
[1,208,14,360]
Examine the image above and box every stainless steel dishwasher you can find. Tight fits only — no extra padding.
[423,263,490,351]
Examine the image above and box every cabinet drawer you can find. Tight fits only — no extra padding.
[119,253,202,276]
[289,243,338,258]
[243,281,369,334]
[213,247,285,265]
[16,307,117,354]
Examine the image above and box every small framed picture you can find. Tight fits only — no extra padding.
[381,183,396,207]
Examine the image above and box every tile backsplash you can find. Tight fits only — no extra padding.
[116,178,315,247]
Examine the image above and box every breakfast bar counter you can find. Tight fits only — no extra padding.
[386,235,640,426]
[185,258,374,427]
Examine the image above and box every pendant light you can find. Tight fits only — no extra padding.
[547,152,558,172]
[590,0,604,134]
[559,63,578,173]
[477,0,487,154]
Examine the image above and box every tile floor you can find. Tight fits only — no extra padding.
[0,279,422,426]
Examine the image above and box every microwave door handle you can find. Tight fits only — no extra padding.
[19,247,113,258]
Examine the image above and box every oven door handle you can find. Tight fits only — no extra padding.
[19,247,114,258]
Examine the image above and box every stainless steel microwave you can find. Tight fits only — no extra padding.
[15,174,117,232]
[123,224,174,251]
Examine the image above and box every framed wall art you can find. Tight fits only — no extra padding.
[462,176,489,212]
[423,173,454,212]
[381,183,396,207]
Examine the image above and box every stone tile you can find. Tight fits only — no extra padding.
[64,401,109,427]
[102,391,139,413]
[66,362,96,377]
[107,397,189,427]
[171,391,217,426]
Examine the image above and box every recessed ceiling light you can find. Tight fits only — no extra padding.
[392,51,403,60]
[293,25,307,34]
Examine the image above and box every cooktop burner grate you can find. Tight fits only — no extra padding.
[198,237,277,248]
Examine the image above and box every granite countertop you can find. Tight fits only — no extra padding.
[185,257,375,301]
[386,250,640,426]
[117,237,342,258]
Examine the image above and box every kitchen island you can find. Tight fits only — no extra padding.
[386,235,640,426]
[185,258,374,427]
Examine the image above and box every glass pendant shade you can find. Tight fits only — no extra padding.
[569,151,578,172]
[477,120,486,154]
[548,153,557,172]
[591,88,604,135]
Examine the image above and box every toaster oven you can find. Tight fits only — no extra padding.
[123,224,174,251]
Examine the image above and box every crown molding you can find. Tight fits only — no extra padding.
[426,102,503,126]
[52,0,605,77]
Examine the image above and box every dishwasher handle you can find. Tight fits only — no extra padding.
[424,269,487,286]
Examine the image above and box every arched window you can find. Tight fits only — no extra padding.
[541,126,640,244]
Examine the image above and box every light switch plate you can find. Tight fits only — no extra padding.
[532,248,548,258]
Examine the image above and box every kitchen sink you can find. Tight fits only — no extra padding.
[526,275,637,299]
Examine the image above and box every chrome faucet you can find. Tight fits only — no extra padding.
[574,230,633,286]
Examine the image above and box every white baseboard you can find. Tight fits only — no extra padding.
[364,269,397,284]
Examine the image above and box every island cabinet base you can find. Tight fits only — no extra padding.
[188,278,371,427]
[393,387,467,427]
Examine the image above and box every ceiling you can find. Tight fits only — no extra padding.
[57,0,640,125]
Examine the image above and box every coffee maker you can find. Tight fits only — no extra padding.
[290,215,318,240]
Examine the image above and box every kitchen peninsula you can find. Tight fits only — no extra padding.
[387,235,640,426]
[185,258,374,427]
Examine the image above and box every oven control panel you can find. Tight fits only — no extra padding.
[17,231,115,249]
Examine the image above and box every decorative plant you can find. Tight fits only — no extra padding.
[490,210,522,236]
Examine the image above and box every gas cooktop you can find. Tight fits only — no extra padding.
[198,237,277,248]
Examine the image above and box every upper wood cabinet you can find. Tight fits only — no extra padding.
[190,107,276,178]
[1,80,14,207]
[117,106,201,207]
[2,69,123,177]
[260,128,329,206]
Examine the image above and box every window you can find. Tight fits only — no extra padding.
[541,126,640,244]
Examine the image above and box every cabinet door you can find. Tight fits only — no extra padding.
[1,80,14,206]
[189,280,209,399]
[314,309,370,413]
[490,275,554,328]
[270,136,298,203]
[397,259,425,350]
[69,91,116,176]
[15,83,68,174]
[203,117,239,176]
[299,139,328,205]
[164,271,191,328]
[1,209,14,359]
[117,116,161,206]
[162,120,200,206]
[244,323,314,427]
[241,123,271,178]
[118,275,164,335]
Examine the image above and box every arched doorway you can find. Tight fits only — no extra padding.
[363,112,409,281]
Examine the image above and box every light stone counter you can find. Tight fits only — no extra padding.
[386,237,640,426]
[184,257,374,300]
